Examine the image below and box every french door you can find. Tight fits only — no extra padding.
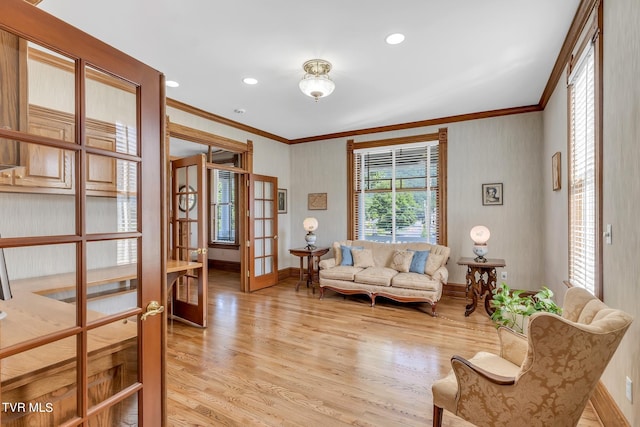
[170,154,208,327]
[0,1,164,425]
[248,174,279,291]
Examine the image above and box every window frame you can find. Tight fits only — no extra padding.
[208,168,239,247]
[347,128,448,245]
[566,5,602,298]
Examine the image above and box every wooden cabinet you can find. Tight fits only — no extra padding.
[0,105,130,197]
[5,105,75,194]
[86,119,118,196]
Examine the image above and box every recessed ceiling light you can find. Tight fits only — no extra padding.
[385,33,405,45]
[166,80,180,88]
[243,77,258,85]
[234,108,246,114]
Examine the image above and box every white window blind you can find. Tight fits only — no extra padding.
[568,42,596,295]
[116,123,138,265]
[210,170,236,243]
[353,141,439,243]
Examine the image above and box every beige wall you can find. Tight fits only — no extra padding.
[290,113,545,288]
[541,1,640,424]
[599,0,638,423]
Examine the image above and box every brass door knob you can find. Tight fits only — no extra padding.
[140,300,165,321]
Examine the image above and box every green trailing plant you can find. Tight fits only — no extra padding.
[490,283,562,333]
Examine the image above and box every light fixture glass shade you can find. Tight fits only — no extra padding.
[303,217,318,232]
[469,225,490,244]
[299,75,335,100]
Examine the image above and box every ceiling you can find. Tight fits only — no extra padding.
[39,0,580,142]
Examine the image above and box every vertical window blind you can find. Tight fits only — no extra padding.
[353,141,440,244]
[568,42,596,295]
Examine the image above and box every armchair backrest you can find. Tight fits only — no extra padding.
[517,287,633,424]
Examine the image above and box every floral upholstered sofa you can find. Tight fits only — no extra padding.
[318,240,451,316]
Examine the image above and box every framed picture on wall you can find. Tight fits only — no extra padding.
[552,152,561,191]
[482,183,503,206]
[277,188,287,214]
[308,193,327,210]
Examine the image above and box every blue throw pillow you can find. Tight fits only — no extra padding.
[409,250,430,273]
[340,245,363,266]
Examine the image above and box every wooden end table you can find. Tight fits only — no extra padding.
[289,247,330,293]
[457,257,506,317]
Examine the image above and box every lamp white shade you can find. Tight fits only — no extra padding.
[303,217,318,232]
[470,225,490,244]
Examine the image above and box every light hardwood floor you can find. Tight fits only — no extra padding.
[166,270,603,426]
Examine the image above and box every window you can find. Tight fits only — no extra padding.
[348,130,447,245]
[568,20,601,297]
[209,169,237,244]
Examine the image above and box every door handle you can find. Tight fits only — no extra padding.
[141,300,165,321]
[273,235,278,240]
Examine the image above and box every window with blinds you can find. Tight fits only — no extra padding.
[209,169,237,244]
[353,141,440,243]
[568,41,597,296]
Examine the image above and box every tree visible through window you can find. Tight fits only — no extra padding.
[348,131,447,245]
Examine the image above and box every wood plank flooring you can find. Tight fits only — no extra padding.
[166,270,603,426]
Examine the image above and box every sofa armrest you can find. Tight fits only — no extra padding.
[498,326,528,366]
[319,258,336,270]
[430,266,449,284]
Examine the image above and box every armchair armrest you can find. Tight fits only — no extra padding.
[430,266,449,284]
[497,326,528,366]
[451,355,516,386]
[318,258,336,270]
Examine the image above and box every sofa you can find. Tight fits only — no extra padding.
[318,240,451,316]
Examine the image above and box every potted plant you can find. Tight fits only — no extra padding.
[490,283,562,334]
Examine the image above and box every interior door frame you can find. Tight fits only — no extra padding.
[0,1,164,425]
[167,121,253,291]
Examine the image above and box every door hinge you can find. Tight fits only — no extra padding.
[247,210,250,217]
[247,270,250,278]
[246,240,250,247]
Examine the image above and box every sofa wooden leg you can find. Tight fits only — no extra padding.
[430,303,437,317]
[433,405,443,427]
[319,287,324,299]
[370,293,376,307]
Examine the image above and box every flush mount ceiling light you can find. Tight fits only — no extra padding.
[298,59,335,101]
[165,80,180,88]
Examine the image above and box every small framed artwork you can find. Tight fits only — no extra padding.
[308,192,327,210]
[277,188,287,214]
[482,183,503,206]
[552,152,561,191]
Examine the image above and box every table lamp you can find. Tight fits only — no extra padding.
[303,217,318,249]
[470,225,490,263]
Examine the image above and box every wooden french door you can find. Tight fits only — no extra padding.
[170,154,208,326]
[0,2,164,426]
[248,174,279,291]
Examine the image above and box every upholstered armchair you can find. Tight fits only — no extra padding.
[432,287,633,427]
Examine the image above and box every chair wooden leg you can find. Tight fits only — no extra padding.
[433,405,443,427]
